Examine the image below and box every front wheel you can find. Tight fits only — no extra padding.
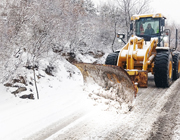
[173,53,180,80]
[105,52,119,65]
[154,52,173,87]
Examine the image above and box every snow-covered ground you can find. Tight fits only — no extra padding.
[0,56,86,140]
[0,52,122,140]
[1,52,180,140]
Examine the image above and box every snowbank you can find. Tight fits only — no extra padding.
[0,51,134,140]
[0,52,88,140]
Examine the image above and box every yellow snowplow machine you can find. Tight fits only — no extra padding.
[114,13,180,90]
[74,13,180,100]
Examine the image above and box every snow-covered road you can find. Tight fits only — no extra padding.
[1,74,180,140]
[43,75,180,140]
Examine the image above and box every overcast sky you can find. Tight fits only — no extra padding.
[151,0,180,24]
[92,0,180,25]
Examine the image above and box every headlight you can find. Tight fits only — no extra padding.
[117,34,125,39]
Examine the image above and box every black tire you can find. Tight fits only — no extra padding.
[105,52,119,65]
[154,52,173,87]
[173,53,180,80]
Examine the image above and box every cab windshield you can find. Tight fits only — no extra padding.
[135,17,160,36]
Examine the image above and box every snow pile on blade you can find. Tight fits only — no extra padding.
[74,63,136,112]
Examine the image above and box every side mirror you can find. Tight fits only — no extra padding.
[130,23,133,31]
[161,18,165,26]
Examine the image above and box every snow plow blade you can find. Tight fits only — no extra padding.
[74,63,137,105]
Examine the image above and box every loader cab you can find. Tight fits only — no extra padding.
[131,14,167,46]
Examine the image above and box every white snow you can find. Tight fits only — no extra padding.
[0,51,125,140]
[0,52,88,140]
[1,51,180,140]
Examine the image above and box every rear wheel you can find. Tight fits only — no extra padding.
[173,53,180,80]
[105,52,119,65]
[154,52,173,87]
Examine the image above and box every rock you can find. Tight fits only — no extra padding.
[12,76,27,85]
[12,79,20,83]
[12,87,27,94]
[4,83,13,87]
[45,66,54,76]
[20,94,34,99]
[19,76,27,85]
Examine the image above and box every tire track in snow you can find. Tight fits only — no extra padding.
[148,82,180,140]
[102,75,168,140]
[96,75,180,140]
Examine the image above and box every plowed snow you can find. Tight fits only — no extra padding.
[1,68,180,140]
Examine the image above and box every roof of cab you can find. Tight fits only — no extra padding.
[131,13,166,21]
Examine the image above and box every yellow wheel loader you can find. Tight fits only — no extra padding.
[74,13,180,104]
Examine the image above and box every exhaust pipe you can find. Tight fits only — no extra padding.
[175,29,178,50]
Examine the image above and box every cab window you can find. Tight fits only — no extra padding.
[135,18,160,36]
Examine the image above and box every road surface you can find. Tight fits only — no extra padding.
[25,75,180,140]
